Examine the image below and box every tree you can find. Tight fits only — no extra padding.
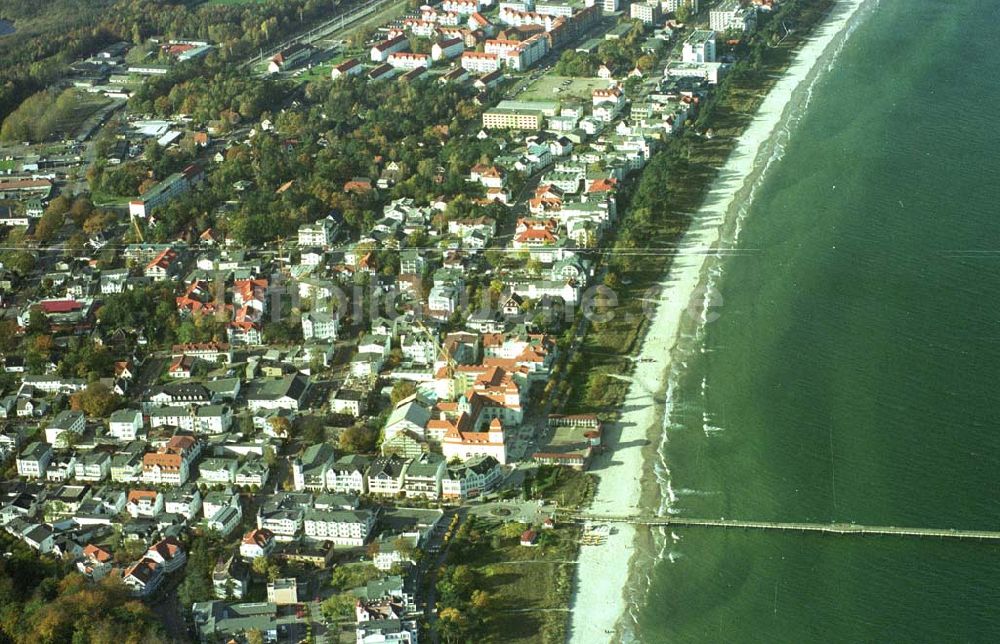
[70,382,119,417]
[390,381,417,405]
[676,3,693,23]
[69,196,94,227]
[82,211,116,235]
[268,416,292,438]
[251,556,271,577]
[393,536,415,561]
[320,593,356,622]
[449,564,475,593]
[33,208,65,243]
[437,607,470,643]
[470,589,491,611]
[339,424,377,454]
[0,320,17,353]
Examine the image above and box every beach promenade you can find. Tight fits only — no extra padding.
[565,1,871,641]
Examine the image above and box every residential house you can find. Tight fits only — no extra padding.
[146,536,187,573]
[164,485,203,520]
[328,455,370,494]
[330,388,368,417]
[44,410,85,447]
[122,558,163,597]
[127,490,164,518]
[77,544,114,580]
[145,248,182,281]
[331,58,364,80]
[297,214,341,247]
[236,459,269,489]
[401,453,446,499]
[371,35,410,63]
[366,456,408,496]
[142,435,199,485]
[200,457,239,485]
[301,311,339,341]
[212,556,249,600]
[207,504,242,537]
[16,442,52,478]
[72,452,111,482]
[21,524,55,553]
[240,528,276,560]
[291,443,337,492]
[246,374,309,412]
[268,43,314,73]
[109,408,143,441]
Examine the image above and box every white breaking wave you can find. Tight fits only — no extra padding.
[570,2,878,642]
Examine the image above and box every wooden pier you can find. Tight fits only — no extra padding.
[557,513,1000,542]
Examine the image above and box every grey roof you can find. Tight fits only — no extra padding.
[304,508,372,524]
[110,408,141,423]
[331,454,371,474]
[50,410,84,430]
[385,399,431,430]
[403,453,445,479]
[246,374,308,401]
[18,441,51,460]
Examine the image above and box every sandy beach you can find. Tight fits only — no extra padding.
[566,1,871,641]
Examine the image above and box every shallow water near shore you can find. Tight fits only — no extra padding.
[636,0,1000,641]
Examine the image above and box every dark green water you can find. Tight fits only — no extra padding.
[637,0,1000,641]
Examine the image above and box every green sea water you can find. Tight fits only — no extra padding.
[636,0,1000,641]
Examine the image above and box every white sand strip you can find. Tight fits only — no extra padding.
[566,1,871,641]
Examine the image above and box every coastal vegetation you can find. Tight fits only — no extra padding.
[436,515,580,644]
[554,0,839,419]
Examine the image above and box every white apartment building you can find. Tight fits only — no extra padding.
[303,509,375,546]
[109,409,143,441]
[682,29,716,63]
[461,51,501,74]
[301,311,339,341]
[710,0,753,32]
[387,52,430,71]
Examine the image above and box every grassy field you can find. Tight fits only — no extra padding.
[516,75,611,103]
[0,160,15,171]
[89,188,130,207]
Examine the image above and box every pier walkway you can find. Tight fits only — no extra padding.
[557,513,1000,542]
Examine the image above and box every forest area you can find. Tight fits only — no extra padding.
[0,0,346,127]
[0,533,166,643]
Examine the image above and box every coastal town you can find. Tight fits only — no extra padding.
[0,0,798,642]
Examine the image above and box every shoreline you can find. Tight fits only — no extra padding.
[565,1,872,642]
